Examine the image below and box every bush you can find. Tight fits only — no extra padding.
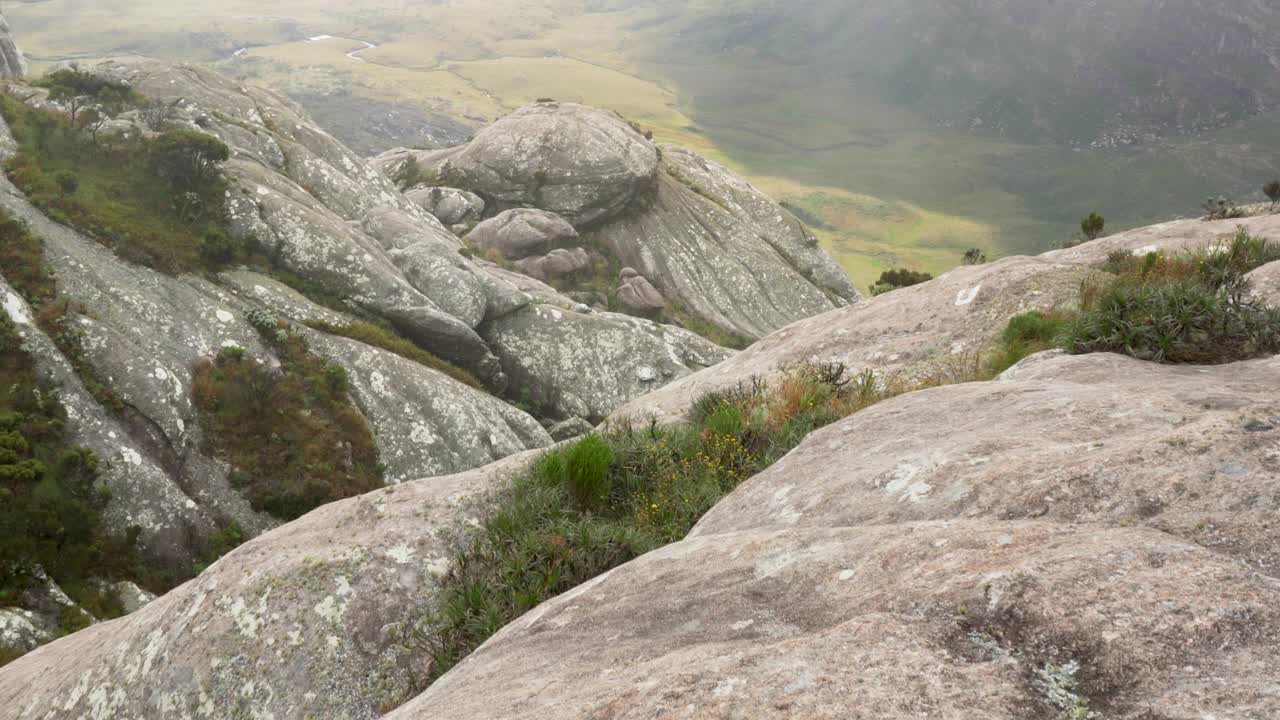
[191,316,384,520]
[53,171,78,196]
[962,247,988,265]
[1061,230,1280,364]
[1265,180,1280,212]
[1080,212,1105,241]
[869,268,932,296]
[560,434,614,510]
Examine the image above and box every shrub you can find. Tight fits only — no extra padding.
[191,317,384,520]
[560,434,614,510]
[1061,230,1280,364]
[869,268,932,296]
[197,228,242,269]
[53,171,78,196]
[1265,180,1280,212]
[962,247,988,265]
[1080,212,1105,241]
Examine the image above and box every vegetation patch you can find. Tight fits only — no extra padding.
[988,229,1280,368]
[414,362,958,683]
[0,79,233,275]
[0,306,144,667]
[1062,229,1280,363]
[304,319,485,391]
[869,268,933,296]
[192,312,384,521]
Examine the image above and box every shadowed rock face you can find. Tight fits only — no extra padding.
[0,14,26,78]
[375,103,860,341]
[387,353,1280,719]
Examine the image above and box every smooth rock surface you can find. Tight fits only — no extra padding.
[515,247,592,282]
[0,451,540,720]
[612,256,1099,424]
[405,186,485,229]
[481,304,733,421]
[390,352,1280,719]
[1042,213,1280,266]
[420,101,659,227]
[0,13,26,78]
[584,145,859,340]
[1247,259,1280,307]
[465,208,578,259]
[617,274,665,312]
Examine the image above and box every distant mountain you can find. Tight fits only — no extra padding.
[651,0,1280,146]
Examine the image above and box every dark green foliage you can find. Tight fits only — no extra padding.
[869,268,933,296]
[0,310,142,664]
[148,130,231,193]
[415,363,930,683]
[987,310,1073,375]
[962,247,988,265]
[196,228,242,269]
[1264,180,1280,212]
[0,91,232,274]
[303,319,485,391]
[53,171,78,196]
[1080,212,1105,241]
[192,318,384,520]
[1062,230,1280,363]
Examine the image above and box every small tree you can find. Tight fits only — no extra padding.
[1264,180,1280,212]
[962,247,988,265]
[1080,212,1105,241]
[148,130,230,192]
[53,171,78,196]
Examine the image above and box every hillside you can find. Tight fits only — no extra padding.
[11,1,1280,286]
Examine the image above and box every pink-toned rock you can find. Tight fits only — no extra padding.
[1247,260,1280,306]
[611,256,1098,424]
[1043,213,1280,267]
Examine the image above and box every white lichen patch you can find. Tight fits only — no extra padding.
[2,290,32,325]
[313,576,353,624]
[386,544,415,565]
[955,285,982,306]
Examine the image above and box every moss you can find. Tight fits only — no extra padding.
[192,318,384,521]
[303,319,485,391]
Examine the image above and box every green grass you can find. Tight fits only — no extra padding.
[192,315,384,521]
[986,310,1074,376]
[0,93,231,276]
[413,362,963,683]
[304,319,486,391]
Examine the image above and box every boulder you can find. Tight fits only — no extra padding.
[1042,213,1280,267]
[583,145,859,340]
[388,352,1280,719]
[465,208,578,259]
[480,304,733,421]
[547,417,596,441]
[1247,260,1280,306]
[420,101,660,227]
[0,13,26,78]
[405,186,485,229]
[515,247,592,282]
[0,452,542,720]
[612,256,1100,425]
[617,274,665,312]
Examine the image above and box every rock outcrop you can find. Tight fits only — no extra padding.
[1249,260,1280,306]
[404,186,484,232]
[389,353,1280,719]
[0,13,26,78]
[413,101,660,227]
[612,255,1100,424]
[465,208,578,259]
[0,451,541,720]
[376,102,860,341]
